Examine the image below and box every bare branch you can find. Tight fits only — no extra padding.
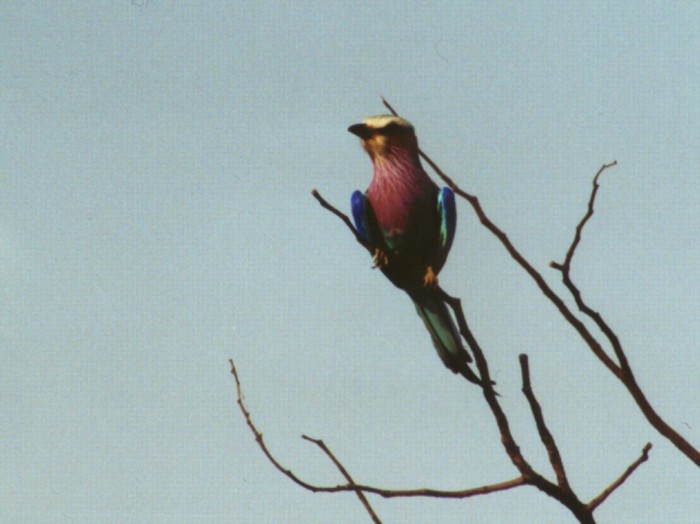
[549,164,700,466]
[229,359,331,492]
[436,290,595,523]
[588,443,653,511]
[559,161,618,272]
[327,478,526,499]
[312,189,370,253]
[550,162,630,370]
[437,289,534,474]
[230,357,527,514]
[302,435,381,523]
[519,354,570,490]
[294,475,526,499]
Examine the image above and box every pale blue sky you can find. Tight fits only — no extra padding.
[2,2,699,522]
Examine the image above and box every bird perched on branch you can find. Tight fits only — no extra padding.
[348,115,481,385]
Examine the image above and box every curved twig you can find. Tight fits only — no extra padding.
[302,435,380,523]
[312,189,370,253]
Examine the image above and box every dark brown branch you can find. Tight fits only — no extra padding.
[436,290,531,473]
[229,358,381,522]
[382,98,700,467]
[550,162,628,370]
[587,443,653,511]
[312,189,370,253]
[549,164,700,467]
[229,358,335,492]
[437,290,596,523]
[519,354,570,491]
[302,435,381,524]
[558,162,617,273]
[291,475,526,499]
[381,100,619,379]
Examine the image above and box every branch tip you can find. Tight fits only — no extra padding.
[588,442,653,511]
[312,189,371,253]
[381,97,398,116]
[519,354,570,491]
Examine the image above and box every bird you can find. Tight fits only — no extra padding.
[348,114,482,385]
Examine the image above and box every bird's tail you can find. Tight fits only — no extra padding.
[407,289,482,385]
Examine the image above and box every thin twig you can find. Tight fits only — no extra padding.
[327,478,526,499]
[302,435,381,523]
[587,443,653,511]
[229,359,332,492]
[289,470,526,499]
[559,161,618,272]
[438,290,533,473]
[519,354,570,491]
[312,189,370,253]
[550,162,630,371]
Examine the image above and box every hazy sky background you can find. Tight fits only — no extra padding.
[2,2,699,522]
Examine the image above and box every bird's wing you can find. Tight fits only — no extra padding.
[437,187,457,258]
[351,190,377,247]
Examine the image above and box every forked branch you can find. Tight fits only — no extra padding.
[549,163,700,466]
[230,357,528,524]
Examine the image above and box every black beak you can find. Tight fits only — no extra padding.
[348,123,373,140]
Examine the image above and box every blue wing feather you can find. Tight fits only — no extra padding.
[351,190,372,245]
[437,187,456,255]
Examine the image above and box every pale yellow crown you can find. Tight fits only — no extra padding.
[361,115,414,132]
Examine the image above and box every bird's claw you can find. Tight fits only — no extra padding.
[423,266,438,287]
[372,248,389,269]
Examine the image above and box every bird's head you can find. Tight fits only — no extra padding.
[348,115,419,162]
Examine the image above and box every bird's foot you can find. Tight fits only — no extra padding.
[372,248,389,269]
[423,266,438,287]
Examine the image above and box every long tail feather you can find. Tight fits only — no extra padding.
[407,289,482,384]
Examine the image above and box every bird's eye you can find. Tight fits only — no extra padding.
[380,122,411,136]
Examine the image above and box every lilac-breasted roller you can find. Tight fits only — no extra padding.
[349,115,480,384]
